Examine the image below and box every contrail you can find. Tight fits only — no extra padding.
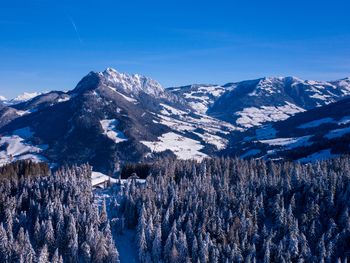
[69,17,83,44]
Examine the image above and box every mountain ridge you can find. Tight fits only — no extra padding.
[1,68,350,172]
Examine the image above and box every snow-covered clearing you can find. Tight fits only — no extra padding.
[309,93,333,101]
[0,134,47,166]
[100,119,128,144]
[57,96,70,103]
[259,136,312,149]
[160,103,187,116]
[192,131,227,150]
[188,101,208,114]
[15,108,38,116]
[93,174,145,263]
[149,107,237,158]
[141,132,208,160]
[181,85,225,114]
[248,77,283,96]
[156,111,236,135]
[235,102,305,128]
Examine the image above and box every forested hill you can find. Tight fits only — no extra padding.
[0,162,119,262]
[1,157,350,262]
[115,157,350,262]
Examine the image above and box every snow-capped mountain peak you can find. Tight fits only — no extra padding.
[100,68,165,97]
[0,92,42,105]
[12,92,41,103]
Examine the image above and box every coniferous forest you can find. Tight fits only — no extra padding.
[0,161,119,263]
[1,158,350,262]
[115,158,350,262]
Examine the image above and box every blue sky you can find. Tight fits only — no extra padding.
[0,0,350,97]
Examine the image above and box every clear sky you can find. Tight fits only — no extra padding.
[1,0,350,97]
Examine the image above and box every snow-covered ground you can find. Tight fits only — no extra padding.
[235,102,305,128]
[13,92,41,102]
[248,77,285,97]
[100,119,128,144]
[181,85,226,114]
[147,104,236,157]
[247,77,350,106]
[0,134,47,166]
[2,92,42,105]
[259,135,312,150]
[92,172,144,263]
[57,96,71,103]
[192,131,227,150]
[14,108,38,116]
[155,104,237,135]
[160,103,188,116]
[141,132,208,161]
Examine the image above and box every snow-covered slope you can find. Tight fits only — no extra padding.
[0,92,43,106]
[100,119,128,144]
[0,127,48,166]
[168,84,227,114]
[13,92,41,102]
[101,68,167,98]
[207,76,350,128]
[0,68,234,172]
[234,102,305,128]
[1,70,350,171]
[228,97,350,162]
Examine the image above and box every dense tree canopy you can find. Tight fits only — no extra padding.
[2,157,350,262]
[0,162,119,263]
[115,157,350,262]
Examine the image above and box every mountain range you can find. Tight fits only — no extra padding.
[1,68,350,173]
